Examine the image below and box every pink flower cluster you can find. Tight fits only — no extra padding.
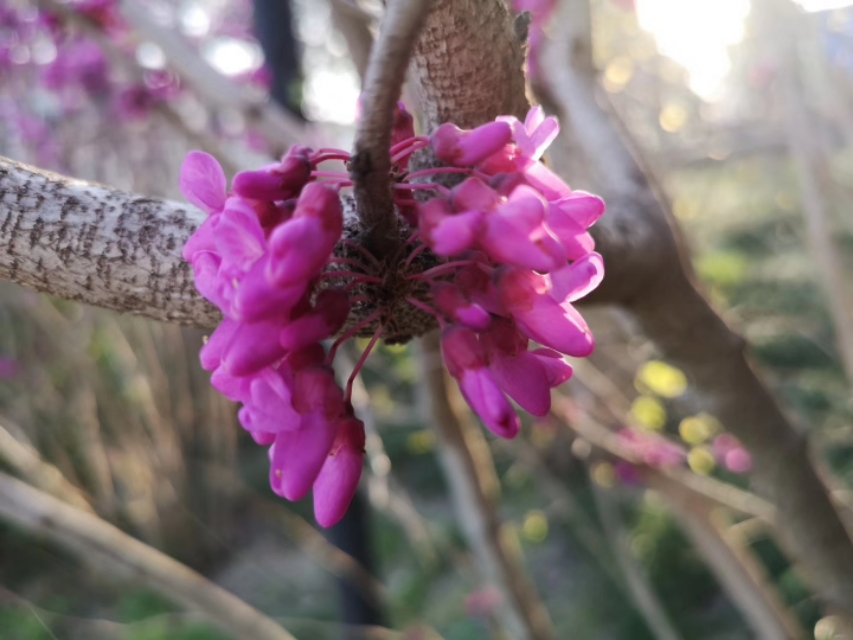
[617,428,686,468]
[180,103,604,526]
[712,434,752,474]
[416,107,604,438]
[180,148,363,528]
[616,428,752,477]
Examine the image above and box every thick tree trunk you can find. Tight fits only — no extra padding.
[538,0,853,623]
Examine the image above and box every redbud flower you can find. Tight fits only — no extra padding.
[180,103,605,526]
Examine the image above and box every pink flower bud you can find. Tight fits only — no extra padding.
[498,267,595,357]
[269,412,339,500]
[313,417,366,527]
[450,177,501,213]
[179,151,227,215]
[232,145,312,200]
[221,319,287,376]
[232,256,306,322]
[480,185,566,272]
[418,199,483,256]
[267,183,343,286]
[441,327,520,438]
[430,121,513,166]
[432,282,491,331]
[280,289,351,351]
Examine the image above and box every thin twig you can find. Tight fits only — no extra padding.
[589,479,684,640]
[0,420,94,512]
[0,471,297,640]
[651,472,805,639]
[762,0,853,385]
[550,395,777,524]
[351,0,431,256]
[418,332,556,640]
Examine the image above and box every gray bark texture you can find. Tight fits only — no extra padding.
[0,156,219,328]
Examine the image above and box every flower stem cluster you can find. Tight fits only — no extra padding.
[181,103,605,526]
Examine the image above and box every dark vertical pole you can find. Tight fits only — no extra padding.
[252,0,305,118]
[327,490,384,635]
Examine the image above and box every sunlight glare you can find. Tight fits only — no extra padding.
[203,38,262,76]
[796,0,853,10]
[635,0,750,100]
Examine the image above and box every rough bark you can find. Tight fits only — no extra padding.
[410,0,530,130]
[539,0,853,622]
[0,156,219,328]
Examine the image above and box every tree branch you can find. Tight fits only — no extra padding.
[0,470,297,640]
[537,0,853,622]
[651,473,804,640]
[351,0,430,256]
[0,156,219,328]
[419,332,556,640]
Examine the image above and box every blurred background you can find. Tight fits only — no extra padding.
[2,0,853,638]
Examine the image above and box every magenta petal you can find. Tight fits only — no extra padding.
[192,251,233,310]
[280,290,350,351]
[238,407,276,443]
[431,121,513,166]
[514,297,595,357]
[481,196,565,272]
[490,351,551,417]
[221,319,286,376]
[548,252,604,304]
[268,216,336,287]
[527,116,559,161]
[200,318,240,371]
[459,369,520,439]
[433,283,491,330]
[233,256,305,322]
[214,200,266,271]
[179,151,227,214]
[551,192,605,228]
[183,215,219,262]
[546,204,596,260]
[232,168,287,201]
[270,413,338,501]
[210,367,252,403]
[524,105,546,131]
[429,210,484,256]
[523,161,572,200]
[531,348,574,387]
[450,177,501,213]
[248,370,301,430]
[313,418,366,528]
